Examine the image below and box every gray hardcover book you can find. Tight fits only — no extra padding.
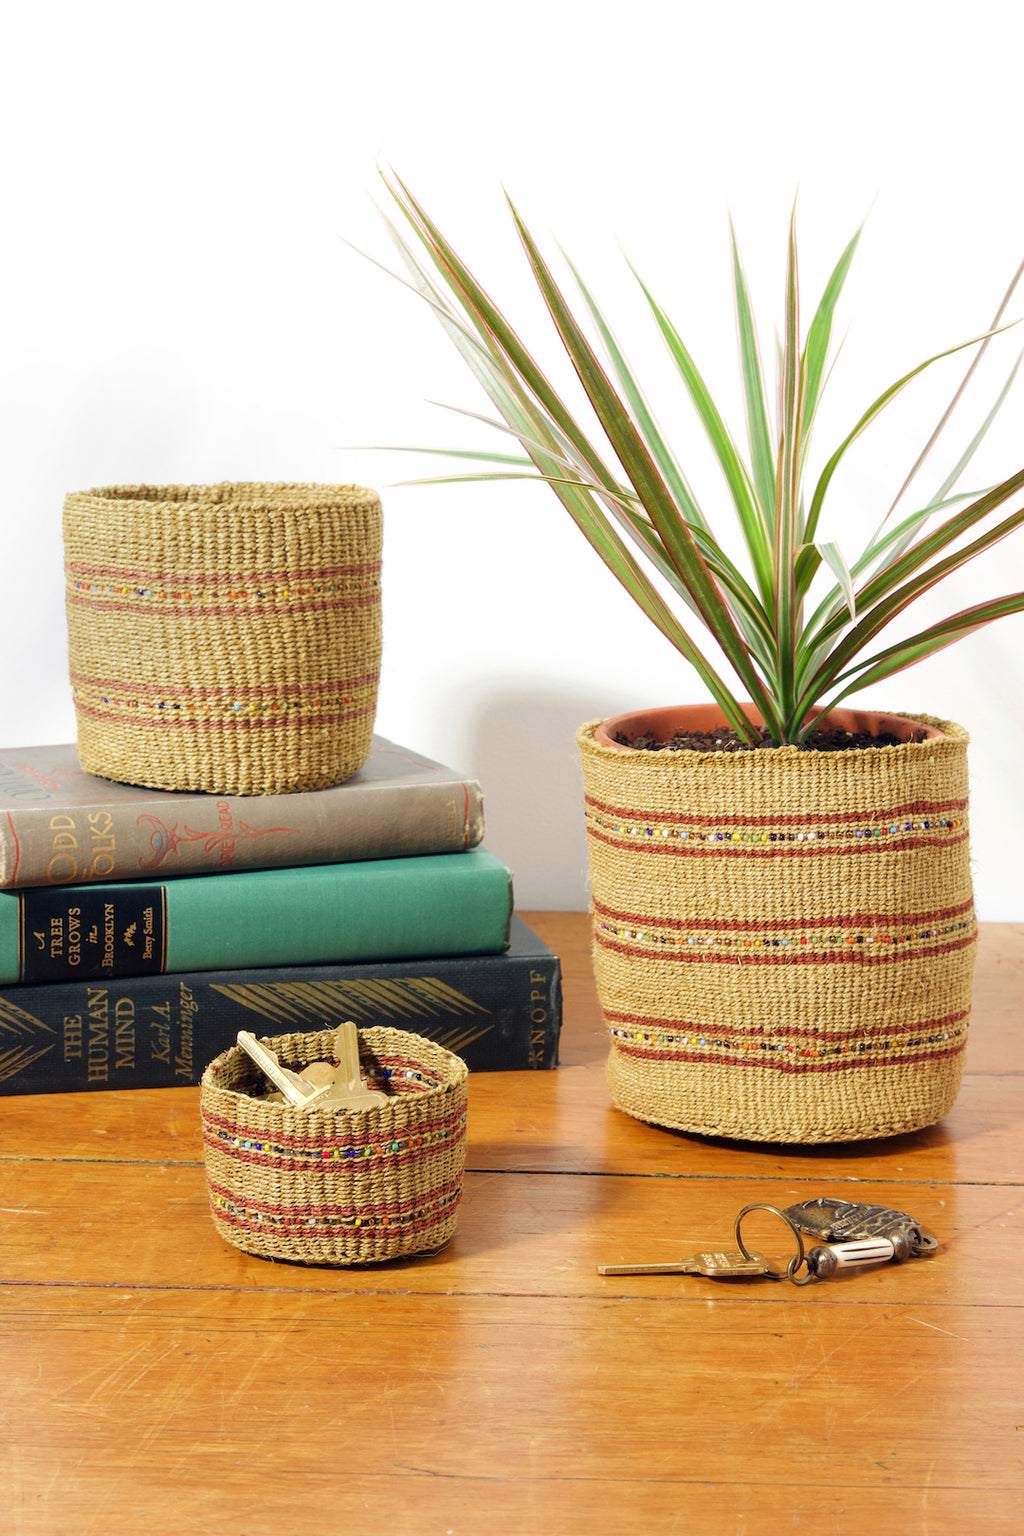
[0,736,484,888]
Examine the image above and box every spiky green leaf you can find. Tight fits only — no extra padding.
[730,220,776,522]
[370,170,1024,745]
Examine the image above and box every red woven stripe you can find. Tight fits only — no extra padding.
[584,824,968,860]
[205,1172,463,1222]
[201,1099,464,1151]
[66,590,381,619]
[206,1171,463,1215]
[592,895,976,933]
[201,1128,465,1174]
[211,1204,456,1244]
[584,791,969,826]
[74,700,378,732]
[594,929,977,967]
[71,671,379,699]
[215,1210,454,1244]
[68,559,382,584]
[613,1042,966,1075]
[604,1007,970,1044]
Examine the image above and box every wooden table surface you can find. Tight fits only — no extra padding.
[1,912,1021,1536]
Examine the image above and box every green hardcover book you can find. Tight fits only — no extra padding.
[0,847,512,985]
[0,915,560,1094]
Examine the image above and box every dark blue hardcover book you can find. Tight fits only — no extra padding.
[0,914,561,1094]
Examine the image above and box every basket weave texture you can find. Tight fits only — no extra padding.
[200,1026,468,1265]
[64,482,383,794]
[577,714,975,1143]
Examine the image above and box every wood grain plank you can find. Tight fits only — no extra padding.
[1,915,1020,1536]
[2,1287,1021,1536]
[1,1160,1018,1306]
[466,1060,1024,1184]
[7,1475,1020,1536]
[2,1061,1020,1183]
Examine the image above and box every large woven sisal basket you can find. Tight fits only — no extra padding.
[63,482,383,794]
[577,706,976,1143]
[200,1026,468,1265]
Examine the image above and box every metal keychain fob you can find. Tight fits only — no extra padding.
[781,1196,937,1262]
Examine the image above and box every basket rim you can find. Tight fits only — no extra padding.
[65,481,382,514]
[577,710,969,770]
[200,1024,469,1112]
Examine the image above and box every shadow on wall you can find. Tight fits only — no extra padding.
[462,687,607,912]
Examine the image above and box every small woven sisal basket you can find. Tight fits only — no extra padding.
[200,1026,469,1265]
[63,482,383,794]
[578,709,976,1143]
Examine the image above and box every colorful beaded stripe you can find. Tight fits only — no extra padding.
[202,1105,463,1161]
[69,671,378,729]
[66,560,381,618]
[593,896,976,964]
[584,793,967,856]
[606,1007,968,1073]
[202,1104,466,1170]
[207,1174,463,1237]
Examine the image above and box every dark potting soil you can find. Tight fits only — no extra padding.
[613,725,930,753]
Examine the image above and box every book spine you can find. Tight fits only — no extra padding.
[0,945,561,1093]
[0,850,513,984]
[0,777,485,889]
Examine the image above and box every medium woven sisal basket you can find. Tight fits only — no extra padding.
[200,1026,468,1265]
[63,482,383,794]
[577,708,976,1143]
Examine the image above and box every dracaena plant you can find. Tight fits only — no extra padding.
[367,171,1024,746]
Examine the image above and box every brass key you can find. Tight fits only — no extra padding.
[238,1024,388,1112]
[598,1248,770,1278]
[236,1031,334,1110]
[308,1021,388,1111]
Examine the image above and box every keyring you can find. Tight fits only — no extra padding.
[734,1202,807,1282]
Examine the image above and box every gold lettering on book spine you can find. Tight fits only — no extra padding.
[114,997,135,1072]
[87,986,109,1081]
[529,969,551,1067]
[176,984,196,1079]
[43,810,117,885]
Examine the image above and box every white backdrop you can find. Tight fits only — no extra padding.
[2,1,1022,916]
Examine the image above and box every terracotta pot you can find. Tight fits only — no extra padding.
[594,703,946,750]
[577,703,975,1143]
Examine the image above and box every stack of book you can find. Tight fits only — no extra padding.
[0,738,561,1096]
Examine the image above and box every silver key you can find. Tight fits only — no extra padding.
[598,1248,771,1278]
